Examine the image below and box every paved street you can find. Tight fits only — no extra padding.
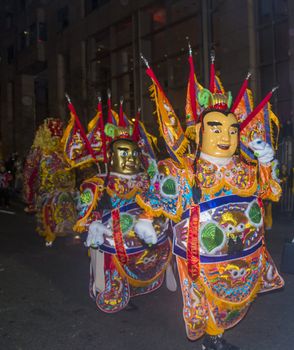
[1,204,294,350]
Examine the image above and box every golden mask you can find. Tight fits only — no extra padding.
[110,139,142,175]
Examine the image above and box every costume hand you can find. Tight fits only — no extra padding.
[248,139,274,164]
[85,221,112,247]
[134,219,158,245]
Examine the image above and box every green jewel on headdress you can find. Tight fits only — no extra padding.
[104,123,133,140]
[197,88,232,110]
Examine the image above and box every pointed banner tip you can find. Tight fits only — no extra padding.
[120,96,124,104]
[65,93,71,103]
[97,93,101,102]
[272,86,279,93]
[137,107,141,113]
[140,53,150,68]
[107,88,111,98]
[186,37,192,56]
[210,50,215,63]
[246,72,252,80]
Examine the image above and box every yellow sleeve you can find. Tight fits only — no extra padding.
[258,161,282,202]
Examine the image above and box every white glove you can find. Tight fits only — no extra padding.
[86,221,112,247]
[248,139,274,165]
[134,219,158,245]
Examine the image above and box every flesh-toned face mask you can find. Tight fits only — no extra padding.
[200,111,239,158]
[110,139,142,175]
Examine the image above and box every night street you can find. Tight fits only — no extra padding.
[1,1,294,349]
[1,204,294,350]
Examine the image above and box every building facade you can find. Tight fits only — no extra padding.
[0,0,293,160]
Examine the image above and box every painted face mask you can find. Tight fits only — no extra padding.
[110,139,142,175]
[201,111,239,158]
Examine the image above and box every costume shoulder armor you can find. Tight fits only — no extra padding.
[137,158,193,222]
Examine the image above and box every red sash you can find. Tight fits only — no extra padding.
[112,209,128,265]
[187,205,200,279]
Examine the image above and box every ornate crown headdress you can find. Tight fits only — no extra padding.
[45,118,64,137]
[104,95,157,165]
[195,52,232,111]
[141,43,280,164]
[62,94,97,168]
[62,91,157,169]
[32,118,64,151]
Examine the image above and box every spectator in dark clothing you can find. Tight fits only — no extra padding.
[0,162,13,207]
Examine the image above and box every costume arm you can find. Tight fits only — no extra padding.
[74,177,104,233]
[23,148,41,208]
[248,139,281,201]
[258,161,281,201]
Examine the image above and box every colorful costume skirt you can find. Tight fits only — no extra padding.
[172,195,284,340]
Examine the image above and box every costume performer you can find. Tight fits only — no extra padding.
[23,133,42,213]
[0,161,13,207]
[23,118,77,246]
[137,49,284,349]
[69,94,172,313]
